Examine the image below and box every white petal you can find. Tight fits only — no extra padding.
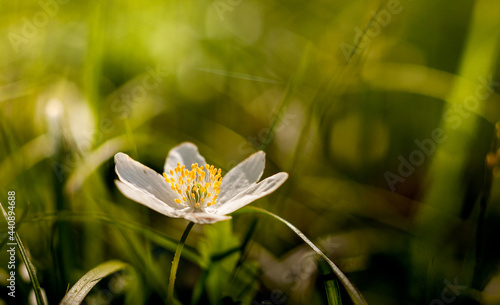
[218,151,265,204]
[115,152,178,208]
[182,212,232,224]
[164,142,207,173]
[215,172,288,215]
[115,180,186,217]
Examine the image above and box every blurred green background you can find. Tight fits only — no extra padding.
[1,0,500,304]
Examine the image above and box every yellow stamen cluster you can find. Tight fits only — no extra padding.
[163,162,222,209]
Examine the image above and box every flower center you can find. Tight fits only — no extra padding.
[163,162,222,209]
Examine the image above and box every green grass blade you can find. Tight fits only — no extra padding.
[230,218,259,280]
[190,268,209,305]
[320,260,343,305]
[0,202,46,305]
[197,68,282,84]
[0,201,29,250]
[260,43,312,152]
[60,260,128,305]
[235,206,367,305]
[16,232,46,305]
[411,0,500,296]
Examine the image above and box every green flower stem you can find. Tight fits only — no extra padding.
[167,221,195,303]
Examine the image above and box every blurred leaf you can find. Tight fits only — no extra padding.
[0,134,55,186]
[26,211,207,266]
[197,221,243,305]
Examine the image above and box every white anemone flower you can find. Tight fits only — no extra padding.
[114,142,288,224]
